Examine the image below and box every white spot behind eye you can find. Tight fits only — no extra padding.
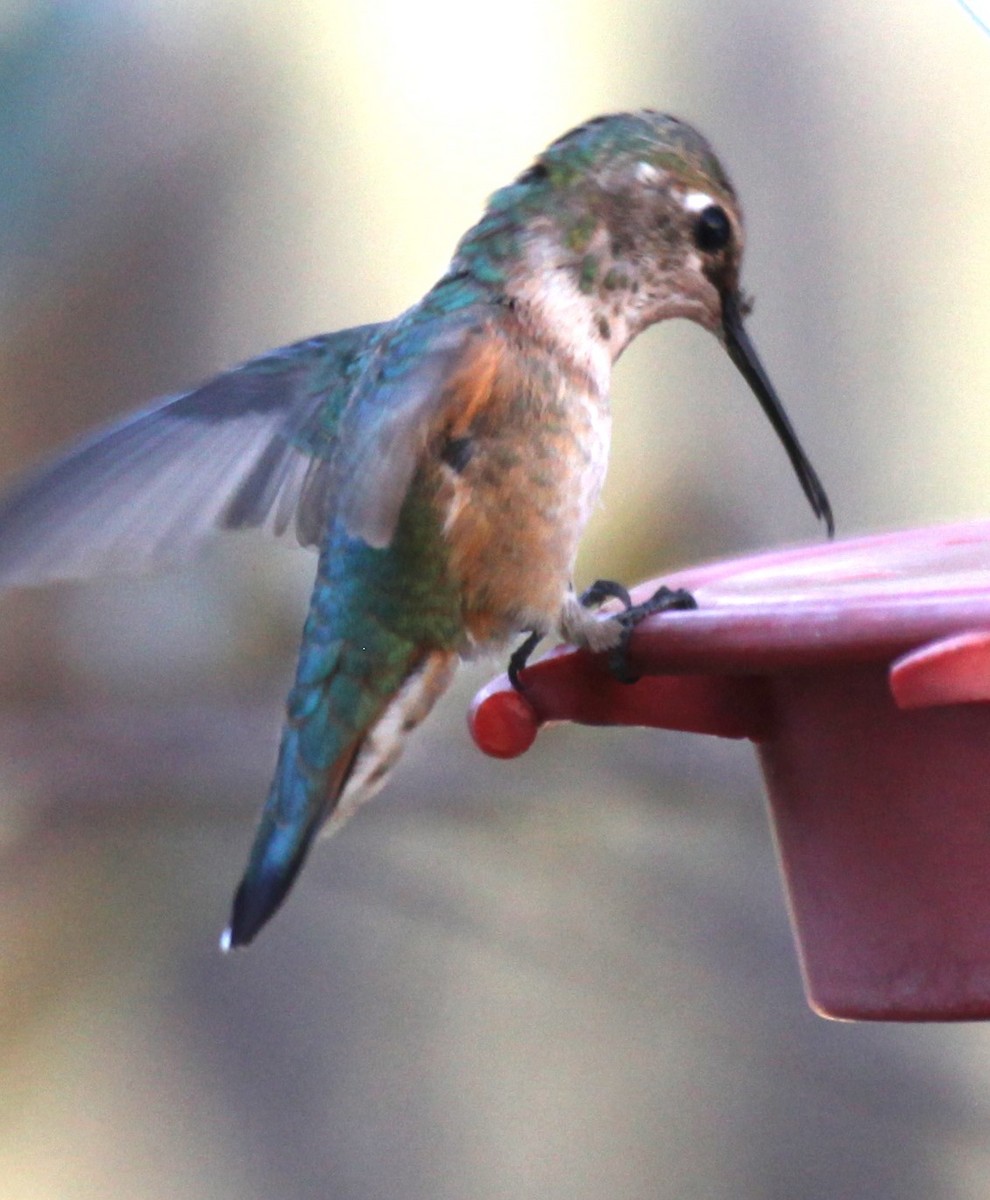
[635,161,661,184]
[682,191,716,213]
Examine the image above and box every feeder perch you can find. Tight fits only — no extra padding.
[469,521,990,1021]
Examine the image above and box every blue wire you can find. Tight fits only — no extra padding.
[958,1,990,35]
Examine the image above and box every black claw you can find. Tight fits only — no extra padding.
[606,585,697,684]
[508,630,542,691]
[580,578,633,610]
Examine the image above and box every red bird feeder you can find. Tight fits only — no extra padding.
[469,521,990,1021]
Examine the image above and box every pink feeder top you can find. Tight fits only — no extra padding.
[470,521,990,1022]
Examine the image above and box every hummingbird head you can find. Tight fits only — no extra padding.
[529,110,747,341]
[472,110,833,534]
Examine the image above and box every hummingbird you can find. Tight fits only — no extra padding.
[0,111,831,948]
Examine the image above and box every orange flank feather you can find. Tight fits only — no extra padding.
[426,328,611,650]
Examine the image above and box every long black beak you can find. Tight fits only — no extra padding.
[721,290,834,536]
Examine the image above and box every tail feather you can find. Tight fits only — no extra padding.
[222,730,363,950]
[222,648,456,949]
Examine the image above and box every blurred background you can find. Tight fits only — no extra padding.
[4,1,990,1197]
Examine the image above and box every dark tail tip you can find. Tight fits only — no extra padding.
[220,841,314,951]
[220,877,281,951]
[220,879,279,951]
[219,705,366,951]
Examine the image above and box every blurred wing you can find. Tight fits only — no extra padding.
[337,312,497,548]
[0,324,385,586]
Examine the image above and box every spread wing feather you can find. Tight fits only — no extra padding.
[0,293,500,589]
[0,324,384,586]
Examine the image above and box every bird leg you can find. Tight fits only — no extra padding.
[508,579,627,690]
[507,631,543,692]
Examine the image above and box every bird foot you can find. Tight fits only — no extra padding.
[579,578,633,610]
[508,580,696,691]
[605,584,697,683]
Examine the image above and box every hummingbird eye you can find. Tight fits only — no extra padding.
[693,205,732,253]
